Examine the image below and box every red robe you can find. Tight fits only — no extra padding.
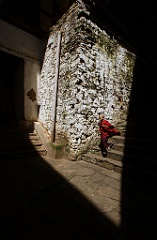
[99,119,120,138]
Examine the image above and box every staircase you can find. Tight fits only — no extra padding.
[0,124,47,159]
[81,121,157,177]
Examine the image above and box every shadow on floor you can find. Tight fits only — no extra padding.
[0,152,119,240]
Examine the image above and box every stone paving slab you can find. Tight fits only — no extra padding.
[0,154,156,239]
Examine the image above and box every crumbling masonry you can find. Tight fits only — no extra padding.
[38,1,135,159]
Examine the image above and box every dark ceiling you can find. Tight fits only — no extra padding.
[116,0,157,63]
[107,0,157,49]
[84,0,157,63]
[0,0,156,63]
[0,0,75,37]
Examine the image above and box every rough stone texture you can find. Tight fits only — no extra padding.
[38,0,135,158]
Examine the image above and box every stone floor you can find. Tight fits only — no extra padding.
[0,153,156,240]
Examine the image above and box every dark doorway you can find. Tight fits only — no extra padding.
[0,51,24,125]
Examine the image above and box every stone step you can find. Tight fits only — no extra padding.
[111,135,154,148]
[107,147,156,162]
[81,151,157,177]
[0,125,47,157]
[0,132,39,140]
[82,122,157,174]
[0,148,47,159]
[0,138,42,146]
[91,140,156,162]
[112,143,124,151]
[0,142,43,151]
[0,143,47,156]
[120,128,157,137]
[80,153,122,172]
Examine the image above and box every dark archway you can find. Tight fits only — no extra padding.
[0,51,24,125]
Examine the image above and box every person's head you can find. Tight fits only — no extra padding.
[99,114,104,120]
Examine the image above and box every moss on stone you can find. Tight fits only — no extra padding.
[50,142,66,150]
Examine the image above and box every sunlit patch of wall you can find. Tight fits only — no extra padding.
[38,1,136,159]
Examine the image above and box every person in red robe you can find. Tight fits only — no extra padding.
[98,114,120,156]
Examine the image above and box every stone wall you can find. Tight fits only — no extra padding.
[0,19,41,61]
[0,18,41,124]
[38,0,135,158]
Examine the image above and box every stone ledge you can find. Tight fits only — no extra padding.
[34,121,66,159]
[50,142,66,159]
